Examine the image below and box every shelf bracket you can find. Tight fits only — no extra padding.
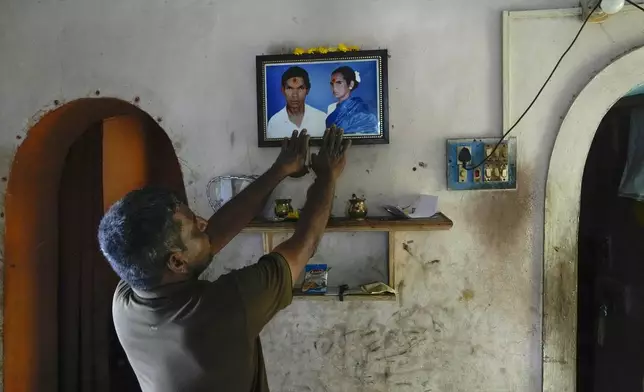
[338,284,349,302]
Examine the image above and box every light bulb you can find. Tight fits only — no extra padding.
[601,0,625,14]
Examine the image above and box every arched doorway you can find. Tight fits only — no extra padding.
[543,47,644,392]
[4,98,186,391]
[576,93,644,391]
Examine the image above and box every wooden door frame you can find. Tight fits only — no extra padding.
[3,98,182,391]
[543,47,644,392]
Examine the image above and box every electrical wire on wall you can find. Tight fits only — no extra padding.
[466,2,604,170]
[626,0,644,13]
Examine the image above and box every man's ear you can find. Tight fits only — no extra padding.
[349,81,355,90]
[167,251,189,274]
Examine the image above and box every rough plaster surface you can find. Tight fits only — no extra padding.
[505,8,644,391]
[0,0,586,391]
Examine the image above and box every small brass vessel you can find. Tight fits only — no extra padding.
[347,194,368,220]
[274,199,293,220]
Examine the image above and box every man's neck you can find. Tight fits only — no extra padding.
[287,105,305,116]
[160,271,192,286]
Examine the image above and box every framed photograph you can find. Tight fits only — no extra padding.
[256,50,389,147]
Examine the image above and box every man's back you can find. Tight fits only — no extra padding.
[113,254,292,392]
[101,129,348,392]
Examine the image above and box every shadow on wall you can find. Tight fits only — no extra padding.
[3,98,185,392]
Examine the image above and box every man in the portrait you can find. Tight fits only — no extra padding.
[267,66,327,138]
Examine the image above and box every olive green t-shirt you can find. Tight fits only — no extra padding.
[112,253,293,392]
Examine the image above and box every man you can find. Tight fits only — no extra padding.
[99,128,350,391]
[266,66,327,138]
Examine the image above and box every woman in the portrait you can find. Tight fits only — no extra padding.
[325,66,379,134]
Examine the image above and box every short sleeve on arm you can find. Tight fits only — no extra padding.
[230,252,293,338]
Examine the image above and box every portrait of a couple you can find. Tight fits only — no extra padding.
[263,59,382,140]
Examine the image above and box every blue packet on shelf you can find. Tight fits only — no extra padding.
[302,264,328,294]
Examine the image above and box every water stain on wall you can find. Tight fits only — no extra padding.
[463,166,534,258]
[460,289,475,302]
[543,241,576,364]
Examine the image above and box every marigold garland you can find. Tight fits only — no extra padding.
[293,43,361,55]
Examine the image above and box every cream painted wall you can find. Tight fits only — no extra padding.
[0,1,584,391]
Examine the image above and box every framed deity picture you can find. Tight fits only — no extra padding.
[256,50,389,147]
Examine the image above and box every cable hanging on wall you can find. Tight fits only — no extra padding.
[626,0,644,13]
[466,2,607,171]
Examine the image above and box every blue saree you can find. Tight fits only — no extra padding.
[326,97,378,134]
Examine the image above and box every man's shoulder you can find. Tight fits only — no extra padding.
[112,281,135,331]
[267,107,294,138]
[112,278,244,328]
[113,280,132,302]
[268,106,287,123]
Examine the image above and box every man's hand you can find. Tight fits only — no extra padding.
[273,126,351,282]
[311,126,351,181]
[206,131,308,255]
[274,130,310,178]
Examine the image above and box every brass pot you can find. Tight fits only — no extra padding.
[274,199,293,220]
[347,194,368,220]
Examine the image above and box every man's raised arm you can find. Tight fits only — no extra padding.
[206,130,310,255]
[273,127,351,282]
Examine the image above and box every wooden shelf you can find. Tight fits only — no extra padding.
[292,288,396,302]
[247,212,453,302]
[242,212,453,233]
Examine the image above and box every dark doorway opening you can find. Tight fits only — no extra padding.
[5,99,185,392]
[577,94,644,391]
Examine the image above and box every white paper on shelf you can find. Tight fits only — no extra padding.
[383,194,439,219]
[406,194,439,218]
